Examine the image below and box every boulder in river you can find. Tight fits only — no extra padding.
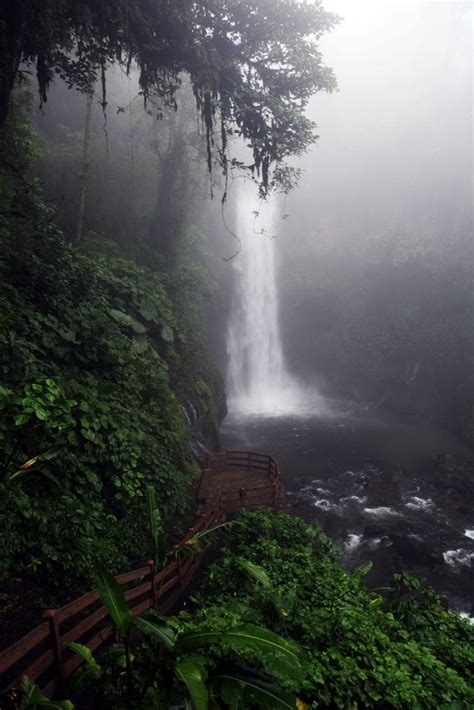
[363,524,386,538]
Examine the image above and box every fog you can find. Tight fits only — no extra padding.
[264,0,474,435]
[2,0,474,688]
[221,1,474,614]
[289,0,472,232]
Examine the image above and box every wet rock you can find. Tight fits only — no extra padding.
[456,504,472,516]
[363,524,386,538]
[391,535,443,567]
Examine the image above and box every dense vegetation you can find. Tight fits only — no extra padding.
[1,2,472,709]
[22,510,473,709]
[190,510,474,708]
[0,0,341,632]
[0,99,221,595]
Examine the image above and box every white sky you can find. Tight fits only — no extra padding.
[289,0,473,236]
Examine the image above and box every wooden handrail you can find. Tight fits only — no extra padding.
[0,450,282,698]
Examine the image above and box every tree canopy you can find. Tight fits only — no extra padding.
[0,0,338,193]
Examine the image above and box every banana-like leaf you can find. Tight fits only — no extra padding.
[101,642,133,669]
[18,675,75,709]
[94,566,130,636]
[67,642,101,692]
[9,466,60,486]
[132,611,175,649]
[176,625,302,679]
[178,522,233,557]
[146,485,165,569]
[175,656,209,710]
[67,641,99,668]
[211,669,296,709]
[369,596,383,608]
[351,561,373,583]
[237,559,271,589]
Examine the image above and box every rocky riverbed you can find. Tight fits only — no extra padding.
[221,404,474,619]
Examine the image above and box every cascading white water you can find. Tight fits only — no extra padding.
[226,182,298,414]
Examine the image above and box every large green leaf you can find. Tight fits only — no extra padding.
[94,566,130,636]
[178,522,233,557]
[101,643,132,669]
[132,611,175,650]
[67,641,99,668]
[109,308,146,333]
[351,560,373,583]
[176,625,302,679]
[138,297,159,323]
[160,323,174,343]
[175,656,209,710]
[211,669,296,710]
[237,559,271,589]
[18,675,75,709]
[67,642,101,692]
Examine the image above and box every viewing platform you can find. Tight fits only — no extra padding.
[197,449,284,515]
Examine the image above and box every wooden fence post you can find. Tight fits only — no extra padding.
[43,609,65,696]
[147,559,156,610]
[240,487,246,506]
[177,554,183,589]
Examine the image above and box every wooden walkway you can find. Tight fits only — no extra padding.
[0,449,283,700]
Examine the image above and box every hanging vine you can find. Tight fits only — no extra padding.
[1,0,340,195]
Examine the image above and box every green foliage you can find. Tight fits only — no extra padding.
[64,568,299,709]
[191,509,474,708]
[131,612,176,651]
[0,104,229,641]
[145,486,166,571]
[175,657,209,710]
[210,666,297,709]
[0,104,221,590]
[177,522,234,559]
[94,567,132,637]
[0,226,198,586]
[386,572,474,689]
[0,378,76,482]
[0,0,339,194]
[15,676,74,709]
[67,642,102,694]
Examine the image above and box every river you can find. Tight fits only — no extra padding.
[221,403,474,620]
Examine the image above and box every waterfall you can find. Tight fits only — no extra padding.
[226,182,297,414]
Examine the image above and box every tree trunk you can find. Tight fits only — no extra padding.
[75,91,94,243]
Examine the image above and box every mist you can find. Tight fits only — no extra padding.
[266,0,473,436]
[1,1,474,701]
[294,0,471,229]
[222,0,473,617]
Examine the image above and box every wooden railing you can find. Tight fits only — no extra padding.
[204,449,280,479]
[0,504,224,699]
[0,450,283,699]
[203,450,283,509]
